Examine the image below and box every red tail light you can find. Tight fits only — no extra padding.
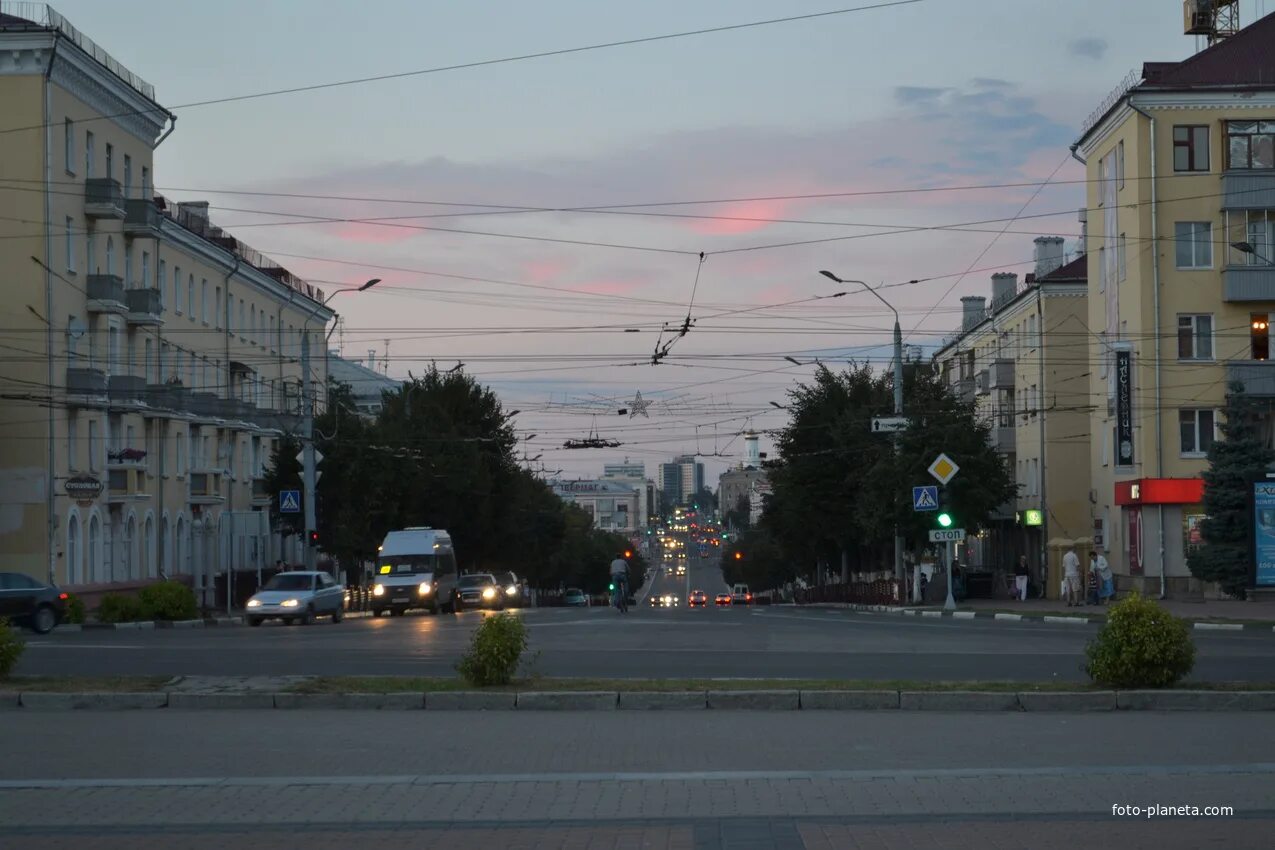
[746,593,752,601]
[58,592,69,600]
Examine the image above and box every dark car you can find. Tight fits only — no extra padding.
[453,573,505,612]
[0,572,67,634]
[492,571,525,608]
[563,588,589,607]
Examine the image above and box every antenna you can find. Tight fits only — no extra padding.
[1184,0,1240,47]
[382,338,391,374]
[336,316,346,356]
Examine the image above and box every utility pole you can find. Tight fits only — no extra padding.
[301,330,317,571]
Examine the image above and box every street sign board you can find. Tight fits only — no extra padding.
[1023,509,1043,526]
[927,453,960,485]
[279,489,302,514]
[928,528,966,542]
[912,485,939,511]
[295,449,324,466]
[871,416,908,433]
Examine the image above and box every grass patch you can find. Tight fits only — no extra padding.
[0,675,170,693]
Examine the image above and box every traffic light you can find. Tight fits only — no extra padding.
[937,510,953,528]
[308,530,320,547]
[734,551,743,561]
[608,581,616,592]
[624,549,633,559]
[935,490,953,528]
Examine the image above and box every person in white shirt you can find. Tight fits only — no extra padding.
[1063,546,1082,607]
[1090,550,1114,604]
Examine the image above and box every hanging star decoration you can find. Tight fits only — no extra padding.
[627,391,651,419]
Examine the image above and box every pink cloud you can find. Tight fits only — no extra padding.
[574,279,642,295]
[328,221,419,244]
[523,257,570,282]
[683,197,798,236]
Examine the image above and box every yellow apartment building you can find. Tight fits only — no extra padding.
[0,6,333,605]
[1073,9,1275,596]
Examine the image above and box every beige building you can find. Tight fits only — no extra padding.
[1073,10,1275,596]
[933,239,1091,597]
[0,6,333,605]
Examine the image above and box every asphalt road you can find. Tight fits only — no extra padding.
[15,555,1275,682]
[2,710,1272,848]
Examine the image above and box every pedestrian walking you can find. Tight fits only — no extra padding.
[1063,545,1082,607]
[1090,550,1114,604]
[1013,555,1029,601]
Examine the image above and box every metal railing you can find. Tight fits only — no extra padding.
[794,579,903,606]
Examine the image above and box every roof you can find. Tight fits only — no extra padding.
[327,354,403,402]
[1036,254,1088,282]
[1141,11,1275,89]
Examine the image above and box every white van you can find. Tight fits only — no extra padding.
[731,583,752,605]
[372,527,459,616]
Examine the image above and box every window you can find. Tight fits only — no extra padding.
[85,234,94,274]
[1226,121,1275,170]
[1177,315,1214,360]
[1245,217,1275,266]
[1174,125,1210,172]
[105,237,114,275]
[158,260,166,310]
[85,131,94,177]
[88,419,99,472]
[1117,140,1125,189]
[176,430,186,476]
[1179,409,1215,456]
[144,338,154,383]
[215,287,223,328]
[65,218,75,271]
[141,252,150,289]
[67,415,78,472]
[250,306,256,343]
[1097,156,1106,206]
[1175,222,1213,268]
[1029,384,1038,419]
[1253,314,1270,361]
[124,244,133,288]
[239,299,246,336]
[201,279,208,324]
[141,166,150,199]
[173,265,182,314]
[64,119,74,174]
[269,316,276,351]
[123,154,131,198]
[1117,234,1127,281]
[187,275,195,321]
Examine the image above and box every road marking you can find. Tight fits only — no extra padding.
[1194,622,1244,631]
[25,643,147,650]
[1043,616,1090,625]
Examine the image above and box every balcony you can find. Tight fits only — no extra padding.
[84,178,125,219]
[956,378,976,404]
[107,447,148,470]
[106,467,149,503]
[86,274,127,313]
[107,374,146,407]
[124,288,162,325]
[122,199,163,237]
[251,477,271,506]
[142,383,187,416]
[1222,172,1275,211]
[995,425,1016,454]
[990,358,1015,390]
[188,392,225,420]
[975,370,991,396]
[66,366,107,398]
[1227,361,1275,396]
[188,471,225,505]
[1222,264,1275,302]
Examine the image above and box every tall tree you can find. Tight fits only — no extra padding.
[1192,382,1274,598]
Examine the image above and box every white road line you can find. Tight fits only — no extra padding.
[25,643,147,650]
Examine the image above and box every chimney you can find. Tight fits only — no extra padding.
[960,295,987,331]
[991,272,1018,308]
[1033,236,1065,278]
[177,201,210,231]
[744,432,760,469]
[368,350,377,369]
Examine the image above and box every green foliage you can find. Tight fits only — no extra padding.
[456,613,529,687]
[1084,593,1196,688]
[137,581,198,621]
[0,617,24,678]
[722,527,794,590]
[1192,382,1274,598]
[64,593,86,625]
[96,593,146,624]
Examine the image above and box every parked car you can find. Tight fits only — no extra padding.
[492,571,525,608]
[453,573,504,612]
[563,588,589,607]
[246,571,345,626]
[0,572,67,634]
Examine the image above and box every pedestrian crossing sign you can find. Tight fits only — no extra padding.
[912,485,939,511]
[279,489,301,513]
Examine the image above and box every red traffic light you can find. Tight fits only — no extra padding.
[734,551,742,560]
[308,530,319,546]
[624,549,633,559]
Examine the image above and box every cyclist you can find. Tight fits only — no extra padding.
[609,552,629,613]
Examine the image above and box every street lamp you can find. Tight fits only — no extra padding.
[1231,241,1274,265]
[819,270,908,598]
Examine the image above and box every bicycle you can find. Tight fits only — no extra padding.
[611,577,628,613]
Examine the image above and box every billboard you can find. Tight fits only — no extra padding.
[1115,349,1134,467]
[1253,482,1275,587]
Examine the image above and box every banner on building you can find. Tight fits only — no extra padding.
[1115,349,1134,467]
[1253,482,1275,587]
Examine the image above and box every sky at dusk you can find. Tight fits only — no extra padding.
[47,0,1275,483]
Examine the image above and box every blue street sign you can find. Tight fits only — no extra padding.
[912,485,939,511]
[279,489,302,514]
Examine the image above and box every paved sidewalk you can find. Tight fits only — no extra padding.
[943,596,1275,622]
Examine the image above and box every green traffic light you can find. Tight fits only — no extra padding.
[937,512,953,528]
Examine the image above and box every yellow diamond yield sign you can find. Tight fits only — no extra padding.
[928,453,959,485]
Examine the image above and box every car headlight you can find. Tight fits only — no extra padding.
[372,584,385,597]
[482,587,496,599]
[280,599,300,608]
[246,599,261,608]
[506,585,517,596]
[418,582,432,595]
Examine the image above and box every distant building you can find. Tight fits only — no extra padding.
[550,479,639,533]
[659,455,704,506]
[327,351,403,418]
[719,433,767,525]
[602,460,654,530]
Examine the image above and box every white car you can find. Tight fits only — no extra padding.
[246,571,345,626]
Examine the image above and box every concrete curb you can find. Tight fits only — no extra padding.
[707,689,800,710]
[1194,622,1244,631]
[425,691,517,711]
[1017,691,1117,712]
[1115,690,1275,711]
[797,602,1275,631]
[900,691,1021,711]
[154,619,204,629]
[516,691,618,711]
[167,692,274,710]
[273,692,423,710]
[618,691,707,710]
[1042,615,1091,625]
[18,692,168,710]
[800,690,900,710]
[994,613,1023,621]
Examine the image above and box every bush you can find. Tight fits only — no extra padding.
[1084,592,1196,688]
[64,593,86,625]
[138,581,198,621]
[456,613,528,687]
[0,617,25,678]
[97,593,146,624]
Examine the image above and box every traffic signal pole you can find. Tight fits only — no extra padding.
[891,318,904,603]
[301,331,317,572]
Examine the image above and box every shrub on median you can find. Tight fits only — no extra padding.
[64,592,86,625]
[457,613,528,687]
[0,617,25,678]
[96,592,146,624]
[138,581,198,621]
[1084,592,1195,688]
